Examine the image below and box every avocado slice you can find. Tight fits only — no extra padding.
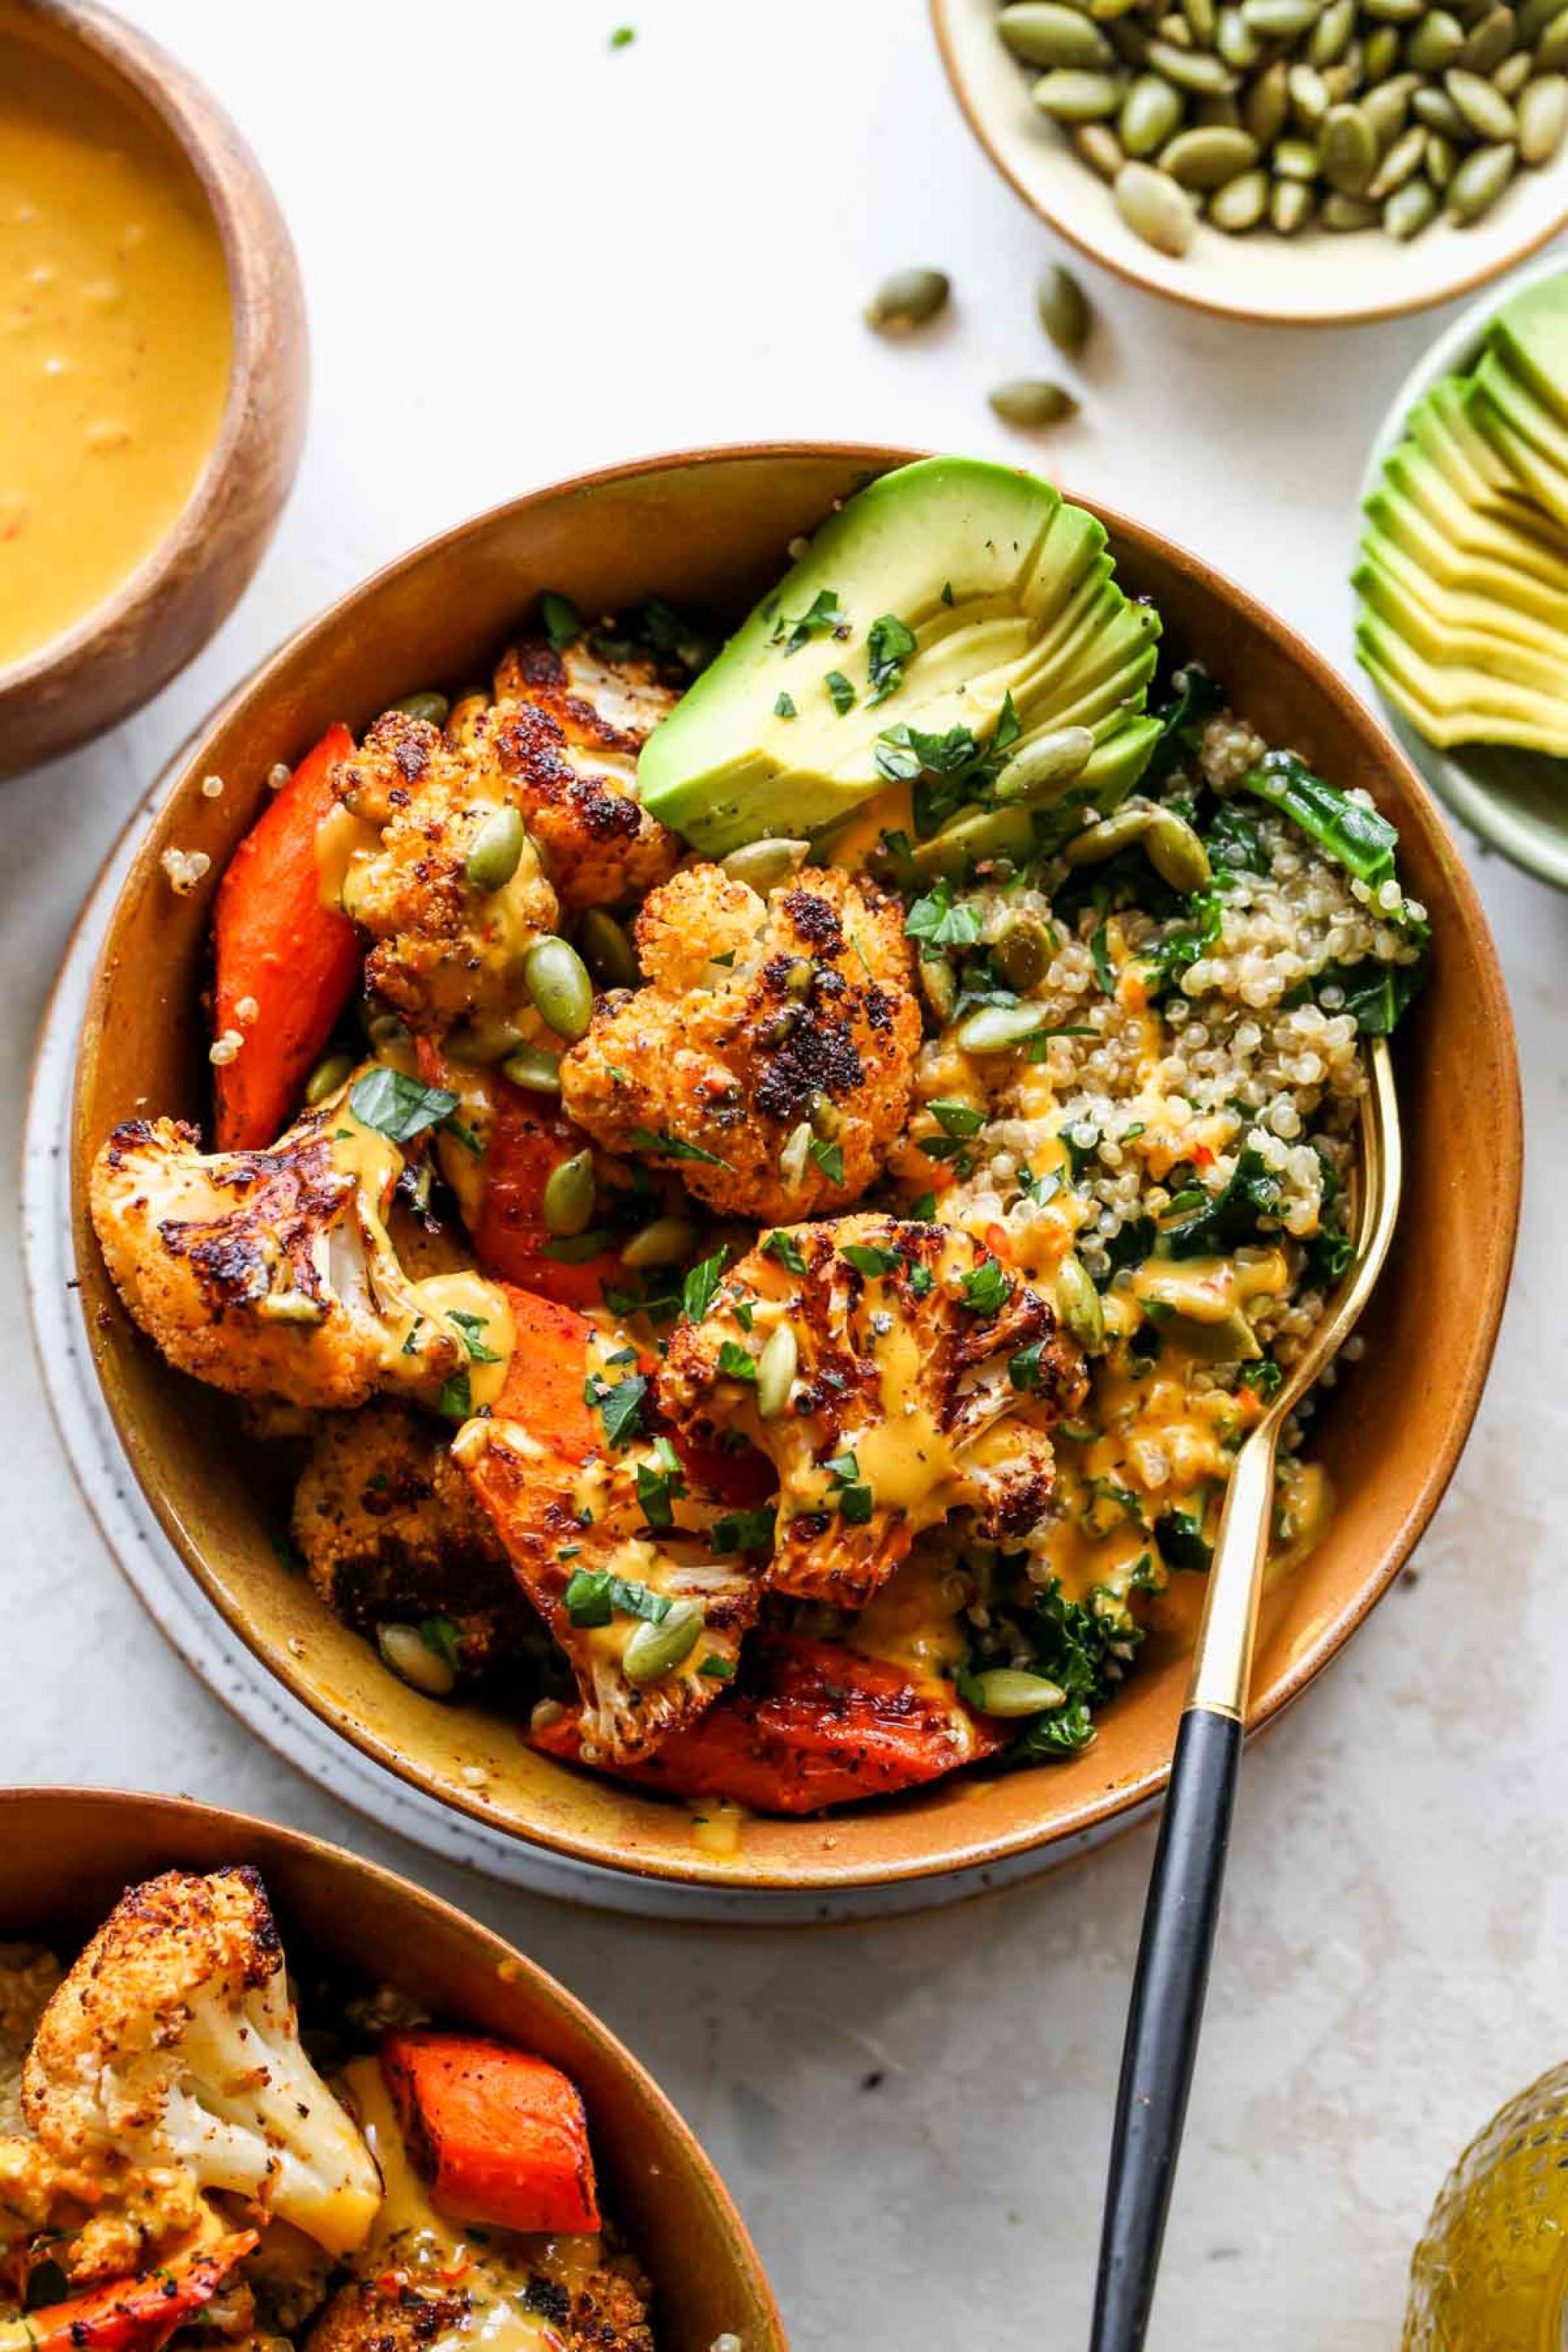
[1405,378,1522,515]
[1356,562,1568,697]
[1357,612,1568,752]
[1353,535,1568,657]
[1370,455,1568,585]
[1361,495,1568,621]
[1467,361,1568,531]
[637,457,1160,853]
[1489,273,1568,435]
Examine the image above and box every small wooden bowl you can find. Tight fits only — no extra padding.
[69,444,1521,1900]
[0,1787,783,2351]
[0,0,307,778]
[932,0,1568,328]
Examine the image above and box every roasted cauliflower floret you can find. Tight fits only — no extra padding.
[559,866,921,1222]
[469,633,682,911]
[457,1406,761,1769]
[306,2269,653,2352]
[0,2134,212,2288]
[658,1215,1087,1610]
[24,1868,380,2259]
[292,1405,524,1673]
[89,1082,485,1412]
[0,1948,60,2133]
[332,710,559,1036]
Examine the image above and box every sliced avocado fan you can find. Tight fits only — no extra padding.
[638,457,1161,855]
[1353,273,1568,761]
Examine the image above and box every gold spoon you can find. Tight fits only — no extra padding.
[1090,1034,1403,2352]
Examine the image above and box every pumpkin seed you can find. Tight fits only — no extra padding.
[1056,1254,1107,1352]
[1061,800,1156,863]
[1367,118,1428,189]
[1539,3,1568,63]
[544,1227,613,1264]
[1405,7,1466,65]
[779,1121,813,1189]
[1411,82,1467,131]
[1362,23,1404,75]
[1242,58,1291,141]
[1209,163,1270,223]
[542,1150,596,1238]
[524,936,595,1042]
[1114,158,1200,249]
[1365,74,1417,139]
[1361,0,1424,20]
[1445,136,1517,213]
[500,1045,563,1093]
[1217,6,1264,63]
[1270,175,1316,229]
[1013,0,1119,63]
[989,376,1081,428]
[574,910,637,994]
[1383,174,1441,231]
[1321,188,1381,222]
[1423,130,1458,184]
[992,919,1056,992]
[1073,121,1129,174]
[1144,808,1213,891]
[755,1322,799,1419]
[1518,72,1568,159]
[1240,0,1320,31]
[719,837,812,892]
[1492,49,1532,91]
[305,1050,354,1106]
[1161,123,1260,183]
[620,1216,698,1271]
[1444,65,1517,134]
[955,1001,1064,1053]
[1273,133,1323,176]
[1518,0,1565,38]
[1459,3,1516,67]
[446,1016,524,1064]
[1033,65,1128,115]
[863,267,951,332]
[1183,0,1218,42]
[464,804,526,894]
[1000,0,1098,60]
[1036,266,1094,359]
[919,954,958,1025]
[1120,72,1185,152]
[993,724,1097,800]
[969,1668,1070,1717]
[1145,34,1240,86]
[393,691,450,729]
[1322,99,1379,185]
[623,1601,705,1684]
[377,1623,457,1698]
[1288,60,1332,121]
[1157,14,1196,47]
[1161,1305,1263,1361]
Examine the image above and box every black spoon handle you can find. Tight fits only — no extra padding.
[1089,1703,1244,2352]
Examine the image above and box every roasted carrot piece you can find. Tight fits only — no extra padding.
[0,2233,258,2352]
[212,725,359,1150]
[380,2031,599,2236]
[531,1634,1004,1815]
[488,1285,600,1461]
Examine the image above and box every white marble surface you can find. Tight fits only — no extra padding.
[4,6,1564,2344]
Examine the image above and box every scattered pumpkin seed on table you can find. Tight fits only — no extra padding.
[863,268,951,333]
[989,377,1081,428]
[989,0,1568,248]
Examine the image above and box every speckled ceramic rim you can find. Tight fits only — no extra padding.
[929,0,1568,329]
[67,442,1522,1897]
[0,0,307,755]
[0,1787,786,2350]
[1356,252,1568,893]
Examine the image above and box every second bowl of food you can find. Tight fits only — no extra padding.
[933,0,1568,326]
[0,1784,781,2350]
[69,443,1519,1898]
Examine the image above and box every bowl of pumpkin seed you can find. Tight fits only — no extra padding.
[933,0,1568,323]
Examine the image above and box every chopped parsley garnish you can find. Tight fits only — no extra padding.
[774,690,797,719]
[908,1262,935,1298]
[841,1241,902,1277]
[635,1438,686,1531]
[1090,922,1116,994]
[350,1067,458,1144]
[940,581,955,606]
[586,1369,649,1447]
[960,1258,1012,1314]
[837,1482,875,1525]
[825,1450,860,1484]
[866,612,917,703]
[908,1190,938,1222]
[905,878,982,951]
[563,1569,672,1629]
[698,1651,737,1680]
[627,1126,733,1168]
[825,670,856,715]
[808,1135,845,1185]
[717,1340,758,1383]
[539,590,581,651]
[419,1617,463,1671]
[1009,1339,1047,1392]
[436,1369,472,1421]
[1240,1356,1284,1399]
[447,1310,501,1364]
[680,1250,728,1324]
[929,1098,985,1139]
[762,1229,807,1276]
[609,22,635,45]
[709,1503,778,1555]
[773,587,844,655]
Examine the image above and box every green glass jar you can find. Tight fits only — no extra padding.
[1405,2065,1568,2350]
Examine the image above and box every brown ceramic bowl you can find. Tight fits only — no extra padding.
[0,0,307,778]
[69,444,1521,1899]
[0,1787,782,2348]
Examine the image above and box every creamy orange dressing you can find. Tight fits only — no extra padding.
[0,34,231,667]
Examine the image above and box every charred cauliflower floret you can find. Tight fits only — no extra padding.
[457,1408,761,1768]
[559,866,921,1222]
[0,2135,212,2288]
[332,710,559,1036]
[89,1081,492,1413]
[23,1869,380,2259]
[468,633,682,912]
[658,1215,1087,1610]
[306,2270,652,2352]
[292,1405,524,1673]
